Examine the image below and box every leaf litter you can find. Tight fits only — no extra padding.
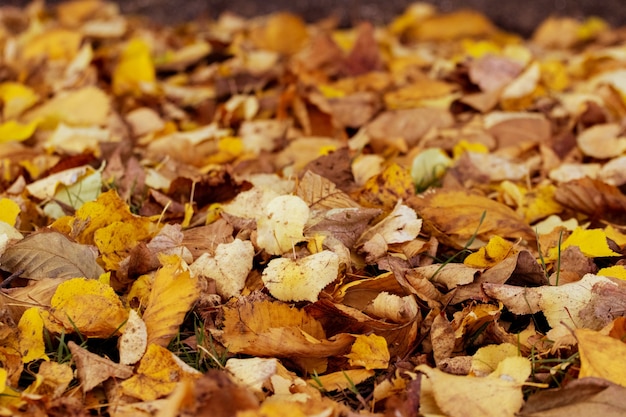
[1,1,626,416]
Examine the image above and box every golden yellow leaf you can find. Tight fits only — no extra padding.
[17,308,49,363]
[356,163,415,212]
[464,235,514,269]
[113,38,156,96]
[470,343,521,376]
[142,255,200,347]
[0,198,19,227]
[48,277,128,337]
[21,28,82,61]
[598,265,626,280]
[549,227,621,260]
[308,369,375,392]
[345,334,390,370]
[0,82,39,119]
[121,343,199,401]
[94,220,153,271]
[540,60,570,91]
[0,119,38,143]
[55,189,154,246]
[576,328,626,387]
[605,225,626,249]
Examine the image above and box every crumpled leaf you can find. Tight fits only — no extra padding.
[45,277,129,337]
[119,309,148,366]
[520,377,626,417]
[68,341,133,393]
[262,250,339,302]
[345,334,390,370]
[483,273,623,339]
[142,255,200,347]
[418,356,530,417]
[190,239,254,299]
[0,231,104,280]
[27,361,74,399]
[213,297,354,362]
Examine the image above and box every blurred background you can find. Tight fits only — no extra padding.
[4,0,626,36]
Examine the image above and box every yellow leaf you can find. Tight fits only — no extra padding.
[0,82,39,119]
[462,39,502,58]
[21,28,82,61]
[540,60,570,91]
[48,277,129,337]
[261,250,339,303]
[576,328,626,387]
[346,334,390,370]
[0,198,20,227]
[120,343,199,401]
[357,163,415,212]
[464,235,514,269]
[113,38,156,95]
[452,139,489,158]
[142,255,199,347]
[308,369,375,392]
[94,220,152,271]
[18,308,49,363]
[598,265,626,281]
[471,343,520,376]
[56,189,153,246]
[549,227,621,260]
[0,119,38,143]
[407,10,496,41]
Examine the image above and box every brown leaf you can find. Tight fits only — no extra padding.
[554,177,626,224]
[0,231,104,280]
[407,190,535,249]
[366,108,454,150]
[520,377,626,416]
[477,250,548,286]
[296,170,360,210]
[68,341,133,393]
[342,22,383,76]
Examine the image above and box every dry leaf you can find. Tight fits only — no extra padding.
[262,250,339,302]
[119,309,147,366]
[345,334,390,370]
[0,231,104,280]
[576,328,626,387]
[68,341,133,393]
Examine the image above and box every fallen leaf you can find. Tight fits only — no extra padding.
[120,343,199,401]
[27,361,73,399]
[418,356,530,417]
[262,250,339,302]
[119,309,147,366]
[256,194,310,255]
[17,307,49,363]
[345,334,390,370]
[576,328,626,387]
[0,231,104,280]
[68,341,133,393]
[408,190,535,249]
[113,38,156,96]
[46,277,128,337]
[142,255,200,347]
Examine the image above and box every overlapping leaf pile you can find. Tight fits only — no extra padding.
[2,1,626,416]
